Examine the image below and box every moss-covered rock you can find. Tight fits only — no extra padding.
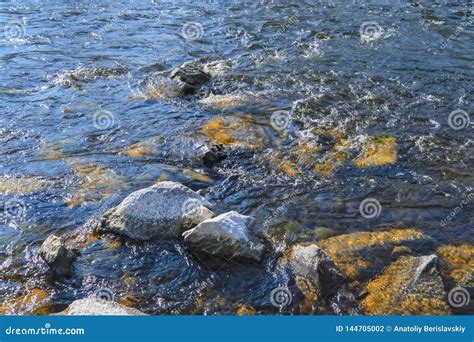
[437,244,474,287]
[363,255,450,315]
[0,288,49,315]
[354,135,397,167]
[318,228,425,280]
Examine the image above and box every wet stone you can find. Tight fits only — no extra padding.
[169,61,211,95]
[183,211,265,263]
[57,297,146,315]
[98,181,214,240]
[39,235,77,278]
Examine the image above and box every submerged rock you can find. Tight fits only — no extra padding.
[318,228,425,280]
[437,244,474,287]
[363,255,450,315]
[354,135,397,167]
[183,211,265,263]
[52,65,129,88]
[98,181,214,240]
[57,297,146,315]
[169,61,211,94]
[0,288,50,315]
[39,235,77,278]
[202,115,267,149]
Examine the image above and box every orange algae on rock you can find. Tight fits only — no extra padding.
[202,115,266,149]
[0,176,48,195]
[0,288,49,315]
[65,161,128,207]
[318,228,424,279]
[354,136,397,167]
[121,136,164,157]
[236,305,257,315]
[437,244,474,287]
[363,255,450,315]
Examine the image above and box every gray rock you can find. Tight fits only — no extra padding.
[183,211,265,263]
[168,136,227,167]
[39,235,76,277]
[282,244,360,314]
[169,61,211,94]
[98,181,214,240]
[57,297,146,316]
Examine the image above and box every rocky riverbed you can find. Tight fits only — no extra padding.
[0,1,472,316]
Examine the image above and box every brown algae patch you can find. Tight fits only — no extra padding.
[271,155,301,177]
[0,288,49,315]
[0,176,49,195]
[437,245,474,287]
[362,255,450,315]
[121,136,165,157]
[319,229,424,279]
[236,305,257,315]
[313,151,349,176]
[182,169,213,183]
[354,135,397,167]
[202,115,266,148]
[65,161,128,207]
[37,139,74,161]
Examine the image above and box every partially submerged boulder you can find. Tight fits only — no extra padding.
[39,235,77,278]
[280,244,359,314]
[183,211,265,263]
[57,297,146,315]
[98,181,214,240]
[363,255,450,315]
[169,61,211,94]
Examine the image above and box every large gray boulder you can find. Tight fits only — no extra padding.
[39,235,77,278]
[57,297,146,316]
[98,181,214,240]
[183,211,265,263]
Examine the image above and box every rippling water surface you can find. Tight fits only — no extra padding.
[0,0,472,314]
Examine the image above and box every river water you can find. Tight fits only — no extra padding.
[0,0,472,315]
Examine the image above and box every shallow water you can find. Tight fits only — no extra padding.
[0,0,472,315]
